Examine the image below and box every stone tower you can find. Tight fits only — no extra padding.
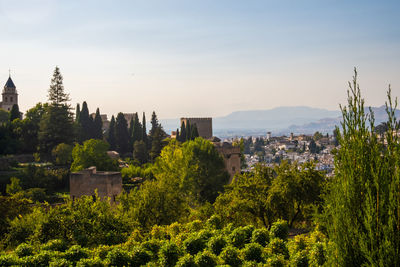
[0,76,18,111]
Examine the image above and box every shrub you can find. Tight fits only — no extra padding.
[183,234,207,255]
[15,243,34,257]
[266,254,287,267]
[229,226,253,248]
[220,246,242,267]
[25,251,52,266]
[242,243,264,263]
[206,215,223,230]
[309,242,326,266]
[105,248,131,267]
[63,245,89,263]
[208,235,227,255]
[42,239,68,252]
[270,220,288,240]
[140,239,161,260]
[158,241,181,267]
[176,254,196,267]
[289,235,307,254]
[93,245,112,260]
[185,220,203,232]
[76,257,105,267]
[268,238,289,259]
[49,258,73,267]
[197,229,213,242]
[195,250,217,267]
[0,254,22,266]
[291,251,309,267]
[252,228,270,247]
[130,246,151,267]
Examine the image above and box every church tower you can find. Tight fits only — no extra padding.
[1,75,18,111]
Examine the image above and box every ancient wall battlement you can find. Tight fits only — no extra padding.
[70,167,122,203]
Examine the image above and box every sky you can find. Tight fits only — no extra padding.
[0,0,399,119]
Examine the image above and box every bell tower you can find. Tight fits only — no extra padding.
[1,75,18,111]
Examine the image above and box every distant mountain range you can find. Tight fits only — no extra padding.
[160,106,399,138]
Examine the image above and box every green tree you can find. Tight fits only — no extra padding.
[93,108,103,140]
[132,113,143,143]
[180,121,186,142]
[0,108,8,124]
[47,66,70,105]
[115,113,130,156]
[107,115,116,151]
[75,103,80,122]
[191,124,199,139]
[9,104,20,122]
[149,111,167,162]
[70,139,118,171]
[38,67,74,158]
[20,103,47,153]
[6,177,23,195]
[142,112,148,148]
[133,140,147,164]
[77,101,93,142]
[321,70,400,266]
[52,143,73,166]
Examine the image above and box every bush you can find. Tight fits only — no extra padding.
[25,251,52,266]
[0,254,22,266]
[183,234,207,255]
[176,254,196,267]
[140,239,161,260]
[229,226,253,248]
[220,246,242,267]
[268,238,289,259]
[130,246,151,267]
[270,220,288,240]
[76,257,105,267]
[252,228,270,247]
[206,215,223,230]
[266,254,287,267]
[105,248,131,267]
[42,239,68,252]
[158,241,181,267]
[63,245,89,263]
[194,250,217,267]
[52,143,73,166]
[15,242,34,257]
[291,251,309,267]
[309,242,326,266]
[208,235,227,255]
[49,258,73,267]
[242,243,264,263]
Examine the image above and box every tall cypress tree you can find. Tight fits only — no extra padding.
[186,121,192,140]
[78,101,93,142]
[132,112,142,143]
[9,104,20,121]
[128,117,135,150]
[142,112,148,147]
[93,108,103,139]
[149,111,159,136]
[180,121,186,142]
[191,123,199,139]
[115,112,130,155]
[176,128,180,140]
[107,115,116,150]
[75,103,80,122]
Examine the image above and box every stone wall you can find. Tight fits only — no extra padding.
[70,167,122,203]
[214,142,241,183]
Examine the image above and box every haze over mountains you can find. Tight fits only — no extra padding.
[161,106,399,138]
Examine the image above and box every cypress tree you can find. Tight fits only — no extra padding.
[180,121,186,142]
[191,123,199,139]
[149,111,159,136]
[128,117,134,149]
[115,112,130,155]
[107,115,116,150]
[132,112,142,143]
[186,121,192,140]
[176,128,180,140]
[78,101,93,142]
[75,103,80,122]
[9,104,20,121]
[142,112,148,147]
[93,108,103,139]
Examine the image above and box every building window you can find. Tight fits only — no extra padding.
[10,97,13,102]
[4,97,7,102]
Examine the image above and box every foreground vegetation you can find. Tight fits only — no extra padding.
[1,70,400,266]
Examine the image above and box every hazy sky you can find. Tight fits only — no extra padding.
[0,0,399,118]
